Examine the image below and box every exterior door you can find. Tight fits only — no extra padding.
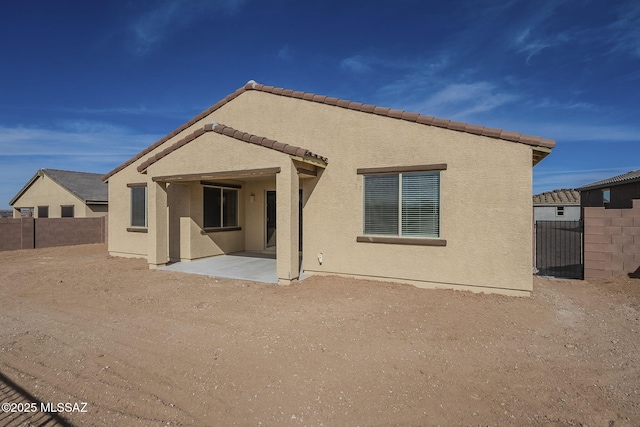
[266,191,276,248]
[265,190,303,251]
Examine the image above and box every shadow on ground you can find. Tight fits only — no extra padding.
[0,370,73,426]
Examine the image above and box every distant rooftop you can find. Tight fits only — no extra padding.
[10,169,108,206]
[577,170,640,191]
[533,189,580,205]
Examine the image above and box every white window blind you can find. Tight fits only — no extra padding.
[401,172,439,237]
[364,174,399,235]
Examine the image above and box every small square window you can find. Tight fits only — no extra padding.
[37,206,49,218]
[602,188,611,204]
[556,206,564,216]
[61,206,74,218]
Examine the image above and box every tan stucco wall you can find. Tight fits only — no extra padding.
[107,89,536,294]
[11,174,106,218]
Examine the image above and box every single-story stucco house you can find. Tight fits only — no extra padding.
[103,81,555,296]
[533,189,580,221]
[10,169,108,218]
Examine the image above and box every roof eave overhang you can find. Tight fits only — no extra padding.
[532,146,552,166]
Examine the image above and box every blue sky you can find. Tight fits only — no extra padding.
[1,0,639,209]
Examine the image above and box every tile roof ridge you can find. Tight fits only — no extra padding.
[137,122,328,173]
[533,188,580,205]
[104,79,555,181]
[245,81,556,150]
[577,169,640,191]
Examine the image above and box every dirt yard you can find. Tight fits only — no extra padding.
[0,244,638,426]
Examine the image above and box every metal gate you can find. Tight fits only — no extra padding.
[535,220,583,279]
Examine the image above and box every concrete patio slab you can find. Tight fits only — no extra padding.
[161,252,308,284]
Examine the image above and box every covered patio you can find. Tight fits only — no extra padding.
[160,251,309,284]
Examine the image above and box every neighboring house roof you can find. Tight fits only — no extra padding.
[10,169,108,206]
[533,189,580,205]
[103,80,556,181]
[577,170,640,191]
[137,122,328,173]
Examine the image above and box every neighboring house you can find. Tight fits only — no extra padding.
[533,189,580,221]
[10,169,108,218]
[577,170,640,209]
[103,80,555,296]
[578,170,640,279]
[0,210,13,218]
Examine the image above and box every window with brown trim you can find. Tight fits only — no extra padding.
[363,171,440,238]
[130,185,147,228]
[203,185,239,229]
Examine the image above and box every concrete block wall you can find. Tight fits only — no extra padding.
[35,217,107,248]
[0,217,106,252]
[0,217,35,251]
[583,199,640,278]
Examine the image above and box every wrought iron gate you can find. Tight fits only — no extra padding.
[535,220,583,279]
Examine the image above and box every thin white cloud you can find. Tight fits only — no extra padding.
[513,27,571,63]
[530,123,640,142]
[0,124,160,156]
[340,51,449,76]
[277,45,293,61]
[527,98,600,112]
[412,82,518,118]
[605,1,640,57]
[128,0,248,55]
[378,80,518,121]
[533,167,639,193]
[0,123,161,207]
[340,55,373,73]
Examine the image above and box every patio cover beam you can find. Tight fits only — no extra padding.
[151,167,282,182]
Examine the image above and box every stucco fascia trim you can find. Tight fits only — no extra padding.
[151,167,282,183]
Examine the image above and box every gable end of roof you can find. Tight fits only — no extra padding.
[103,80,555,181]
[137,123,328,173]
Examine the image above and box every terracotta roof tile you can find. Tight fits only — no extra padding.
[373,106,390,116]
[401,112,419,121]
[136,123,327,173]
[448,121,466,131]
[324,96,339,106]
[533,189,580,205]
[104,80,555,181]
[387,109,404,119]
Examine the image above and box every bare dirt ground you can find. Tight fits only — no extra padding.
[0,244,639,426]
